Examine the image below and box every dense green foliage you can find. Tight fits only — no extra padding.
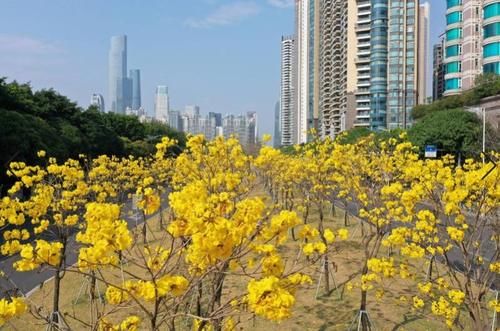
[408,109,481,156]
[0,78,185,194]
[413,74,500,119]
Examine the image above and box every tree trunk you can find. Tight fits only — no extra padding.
[159,202,164,230]
[52,269,61,325]
[344,202,349,226]
[51,237,67,328]
[323,255,330,294]
[318,205,330,294]
[196,283,203,316]
[358,264,371,331]
[426,255,435,281]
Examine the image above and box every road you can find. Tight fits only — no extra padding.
[0,198,167,297]
[335,200,499,290]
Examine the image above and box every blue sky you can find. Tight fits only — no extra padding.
[0,1,445,136]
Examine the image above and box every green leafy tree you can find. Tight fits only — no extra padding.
[408,109,481,157]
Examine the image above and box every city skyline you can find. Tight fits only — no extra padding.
[0,1,446,138]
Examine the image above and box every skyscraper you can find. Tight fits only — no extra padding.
[443,0,500,95]
[154,86,169,122]
[319,0,357,138]
[354,0,372,128]
[90,94,105,112]
[280,36,295,146]
[385,0,420,130]
[168,110,181,130]
[129,69,141,110]
[433,39,445,100]
[108,35,128,114]
[274,101,281,148]
[208,112,222,127]
[185,105,200,117]
[418,3,431,104]
[294,0,319,144]
[246,111,258,146]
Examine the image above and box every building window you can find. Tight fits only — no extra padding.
[446,44,462,57]
[484,62,500,74]
[446,28,462,41]
[446,11,462,25]
[484,3,500,20]
[484,42,500,57]
[484,22,500,39]
[445,78,461,90]
[445,61,461,74]
[446,0,462,9]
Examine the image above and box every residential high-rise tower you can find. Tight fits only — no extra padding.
[280,35,295,146]
[319,0,357,138]
[433,39,445,100]
[294,0,320,143]
[443,0,500,95]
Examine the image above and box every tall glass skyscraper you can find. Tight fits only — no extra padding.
[370,0,389,130]
[369,0,419,130]
[154,86,169,122]
[129,69,141,110]
[108,35,128,113]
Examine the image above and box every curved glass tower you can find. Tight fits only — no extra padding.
[370,0,388,130]
[443,0,463,95]
[483,1,500,74]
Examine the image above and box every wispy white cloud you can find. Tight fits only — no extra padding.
[0,34,62,55]
[267,0,294,8]
[185,2,260,28]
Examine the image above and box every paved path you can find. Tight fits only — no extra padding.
[0,198,167,297]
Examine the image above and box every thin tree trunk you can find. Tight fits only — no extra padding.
[359,265,371,331]
[51,237,67,328]
[318,205,330,294]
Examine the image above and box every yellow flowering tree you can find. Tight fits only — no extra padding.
[385,154,500,329]
[332,135,419,330]
[1,154,89,328]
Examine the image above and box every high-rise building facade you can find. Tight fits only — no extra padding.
[280,36,295,146]
[443,0,500,95]
[418,3,431,104]
[108,35,128,114]
[433,39,446,100]
[290,0,425,133]
[90,94,105,112]
[274,101,281,147]
[154,86,170,122]
[246,111,258,146]
[364,0,420,130]
[185,105,200,118]
[129,69,141,110]
[483,1,500,75]
[385,0,420,130]
[319,0,357,138]
[168,110,180,131]
[294,0,320,144]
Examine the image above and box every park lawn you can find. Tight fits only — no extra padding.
[4,203,490,331]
